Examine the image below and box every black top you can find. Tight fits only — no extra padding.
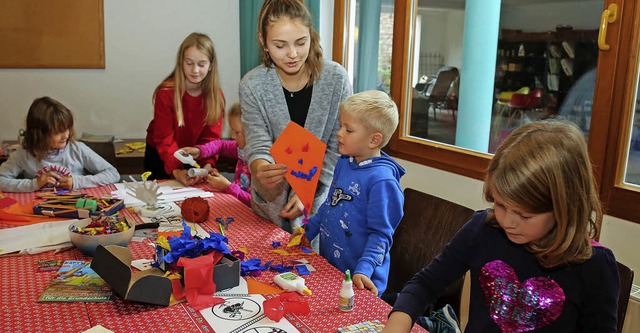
[392,209,620,333]
[283,84,313,127]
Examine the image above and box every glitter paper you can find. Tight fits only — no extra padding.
[479,260,565,332]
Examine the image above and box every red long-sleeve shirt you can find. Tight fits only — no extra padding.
[146,88,223,175]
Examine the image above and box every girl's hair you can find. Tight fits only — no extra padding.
[483,120,602,267]
[340,90,399,147]
[258,0,323,83]
[228,102,242,119]
[22,96,76,160]
[153,32,224,127]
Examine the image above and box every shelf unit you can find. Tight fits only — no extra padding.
[494,28,598,114]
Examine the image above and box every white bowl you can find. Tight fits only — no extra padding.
[69,218,134,256]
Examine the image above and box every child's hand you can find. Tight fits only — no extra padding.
[36,172,58,188]
[279,193,303,220]
[181,147,202,159]
[206,170,231,191]
[380,312,413,333]
[57,176,73,190]
[353,273,378,296]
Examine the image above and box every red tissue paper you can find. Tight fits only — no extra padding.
[177,251,225,310]
[263,292,311,322]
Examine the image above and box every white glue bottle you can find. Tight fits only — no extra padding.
[274,272,312,296]
[339,269,355,312]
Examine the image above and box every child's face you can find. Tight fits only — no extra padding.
[229,115,245,149]
[182,46,211,88]
[262,18,310,76]
[337,112,379,163]
[49,130,70,150]
[492,191,555,245]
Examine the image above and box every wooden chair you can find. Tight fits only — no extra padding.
[383,188,474,316]
[617,261,634,333]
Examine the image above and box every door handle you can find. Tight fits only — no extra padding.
[598,3,618,51]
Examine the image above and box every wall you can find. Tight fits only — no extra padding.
[500,0,602,32]
[398,158,640,285]
[0,0,240,140]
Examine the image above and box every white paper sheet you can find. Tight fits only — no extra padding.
[0,219,82,255]
[112,181,213,207]
[200,294,301,333]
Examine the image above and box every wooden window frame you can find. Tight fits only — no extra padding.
[332,0,640,223]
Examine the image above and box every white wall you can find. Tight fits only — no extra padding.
[500,0,602,32]
[398,158,640,285]
[0,0,240,140]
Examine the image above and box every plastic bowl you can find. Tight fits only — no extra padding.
[68,218,134,256]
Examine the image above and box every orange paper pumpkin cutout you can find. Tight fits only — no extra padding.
[270,122,326,213]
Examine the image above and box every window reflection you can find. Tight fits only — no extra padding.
[406,0,602,154]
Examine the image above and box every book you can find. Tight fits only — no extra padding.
[38,260,113,302]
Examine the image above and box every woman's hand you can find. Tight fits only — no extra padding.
[251,159,287,190]
[353,273,378,296]
[380,312,413,333]
[279,193,303,220]
[181,146,202,159]
[206,169,231,191]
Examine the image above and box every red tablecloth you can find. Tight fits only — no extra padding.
[0,185,426,333]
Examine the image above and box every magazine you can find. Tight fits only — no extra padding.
[38,260,113,302]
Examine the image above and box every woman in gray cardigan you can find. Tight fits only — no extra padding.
[240,0,352,231]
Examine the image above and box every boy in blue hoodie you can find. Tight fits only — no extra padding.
[303,90,406,297]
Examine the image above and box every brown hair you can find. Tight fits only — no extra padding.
[153,32,224,127]
[257,0,323,83]
[22,97,76,160]
[483,120,602,267]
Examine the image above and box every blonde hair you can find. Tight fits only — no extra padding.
[258,0,323,84]
[153,32,224,127]
[340,90,399,147]
[23,97,76,160]
[228,102,242,119]
[484,120,602,267]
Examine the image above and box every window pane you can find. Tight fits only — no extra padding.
[624,77,640,186]
[405,0,602,154]
[347,0,395,94]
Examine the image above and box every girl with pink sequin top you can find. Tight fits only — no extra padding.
[383,120,620,333]
[180,102,251,206]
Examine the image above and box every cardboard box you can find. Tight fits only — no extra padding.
[91,245,172,306]
[155,247,240,292]
[213,254,240,292]
[33,198,124,219]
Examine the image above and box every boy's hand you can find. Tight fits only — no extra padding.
[181,147,202,159]
[353,273,378,296]
[172,168,198,186]
[206,170,231,191]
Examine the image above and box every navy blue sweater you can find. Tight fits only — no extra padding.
[392,210,620,332]
[306,153,405,296]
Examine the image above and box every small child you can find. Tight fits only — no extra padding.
[0,97,120,192]
[382,120,620,332]
[303,90,405,297]
[181,102,251,206]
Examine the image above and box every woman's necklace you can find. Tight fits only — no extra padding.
[277,69,309,98]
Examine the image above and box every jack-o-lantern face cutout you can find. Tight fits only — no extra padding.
[270,122,327,213]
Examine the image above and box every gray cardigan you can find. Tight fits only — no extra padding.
[240,60,352,228]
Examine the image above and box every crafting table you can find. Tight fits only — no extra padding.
[0,184,426,333]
